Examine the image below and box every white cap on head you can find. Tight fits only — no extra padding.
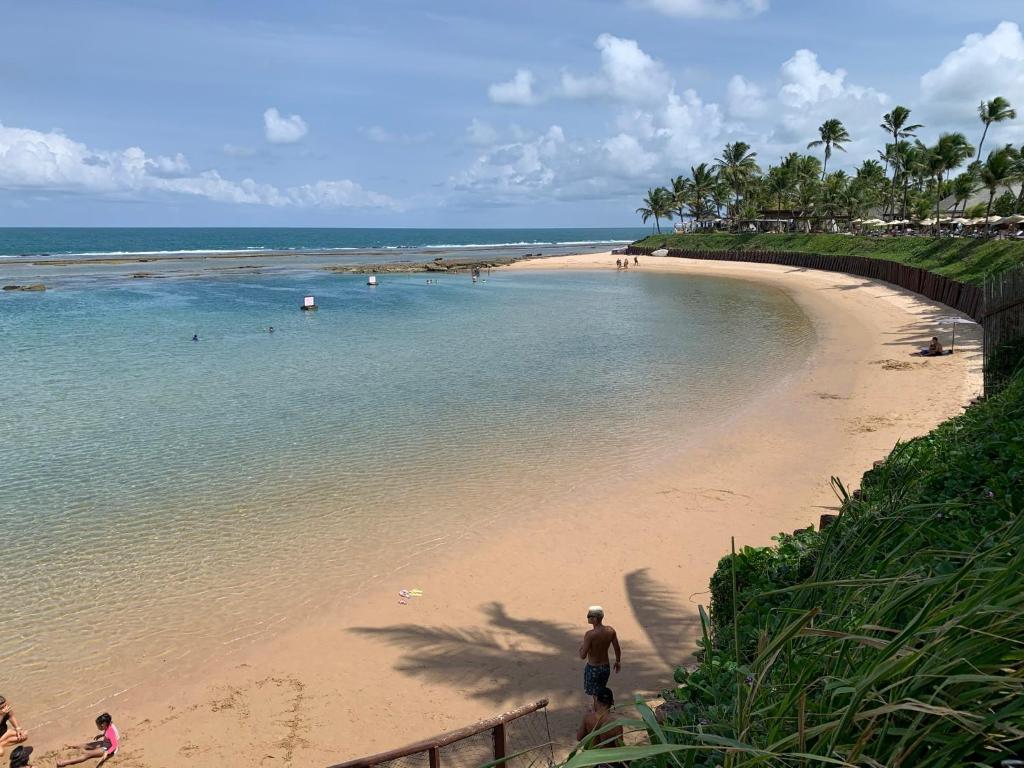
[587,605,604,616]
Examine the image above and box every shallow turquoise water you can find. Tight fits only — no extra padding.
[0,267,813,729]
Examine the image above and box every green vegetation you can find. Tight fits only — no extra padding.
[631,232,1024,285]
[635,98,1024,231]
[565,368,1024,768]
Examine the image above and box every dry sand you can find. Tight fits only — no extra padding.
[31,253,982,768]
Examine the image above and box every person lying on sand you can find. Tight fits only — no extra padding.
[0,696,28,755]
[579,606,621,709]
[56,714,119,768]
[576,686,624,749]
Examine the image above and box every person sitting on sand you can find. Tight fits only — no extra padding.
[9,746,33,768]
[576,687,624,750]
[920,336,944,356]
[579,606,621,709]
[56,713,118,768]
[0,696,28,756]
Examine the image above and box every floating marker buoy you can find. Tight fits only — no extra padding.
[301,295,318,311]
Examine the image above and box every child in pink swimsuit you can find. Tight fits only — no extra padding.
[56,713,118,767]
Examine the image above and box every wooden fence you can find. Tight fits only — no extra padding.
[981,266,1024,393]
[625,246,984,320]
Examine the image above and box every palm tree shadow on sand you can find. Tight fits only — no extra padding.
[350,574,702,746]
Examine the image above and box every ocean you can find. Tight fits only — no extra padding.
[0,227,650,259]
[0,231,814,736]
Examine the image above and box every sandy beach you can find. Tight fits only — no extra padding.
[24,253,982,768]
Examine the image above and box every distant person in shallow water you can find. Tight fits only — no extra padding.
[56,713,118,768]
[615,259,621,269]
[0,695,28,755]
[579,606,621,709]
[576,686,624,750]
[268,326,274,334]
[191,334,199,342]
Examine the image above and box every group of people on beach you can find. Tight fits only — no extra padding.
[1,696,118,768]
[574,606,626,756]
[614,257,639,270]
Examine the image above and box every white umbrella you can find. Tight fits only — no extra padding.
[935,315,977,353]
[651,248,669,257]
[1001,213,1024,224]
[920,217,935,226]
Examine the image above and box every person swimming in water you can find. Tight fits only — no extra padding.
[191,334,199,342]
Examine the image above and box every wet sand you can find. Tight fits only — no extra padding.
[24,253,982,768]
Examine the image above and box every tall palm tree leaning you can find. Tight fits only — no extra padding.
[880,106,923,214]
[808,118,851,180]
[636,187,673,234]
[976,97,1017,162]
[928,132,974,230]
[712,141,760,222]
[979,147,1015,234]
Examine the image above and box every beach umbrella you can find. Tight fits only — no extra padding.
[651,248,669,257]
[920,217,935,226]
[935,315,977,353]
[1002,213,1024,224]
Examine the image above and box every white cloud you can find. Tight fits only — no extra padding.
[560,34,673,104]
[466,118,499,146]
[222,143,257,157]
[726,74,766,118]
[779,50,847,108]
[920,21,1024,124]
[488,69,539,106]
[639,0,768,19]
[263,107,308,144]
[602,133,658,176]
[362,126,432,144]
[0,121,396,209]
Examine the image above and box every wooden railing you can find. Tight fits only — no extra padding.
[327,699,550,768]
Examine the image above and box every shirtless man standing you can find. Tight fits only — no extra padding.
[579,606,621,709]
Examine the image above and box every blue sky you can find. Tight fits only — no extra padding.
[1,0,1023,227]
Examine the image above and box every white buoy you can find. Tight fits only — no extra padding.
[368,275,378,286]
[301,295,318,311]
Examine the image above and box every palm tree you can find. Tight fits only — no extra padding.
[978,147,1016,234]
[807,119,851,180]
[636,187,673,234]
[926,133,974,229]
[880,107,922,214]
[976,97,1017,162]
[713,142,761,221]
[950,172,977,216]
[670,175,691,223]
[688,163,717,221]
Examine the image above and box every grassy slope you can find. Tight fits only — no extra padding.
[632,232,1024,285]
[633,370,1024,767]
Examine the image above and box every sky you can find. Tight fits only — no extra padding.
[2,0,1023,228]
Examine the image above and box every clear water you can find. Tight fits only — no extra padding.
[0,267,813,733]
